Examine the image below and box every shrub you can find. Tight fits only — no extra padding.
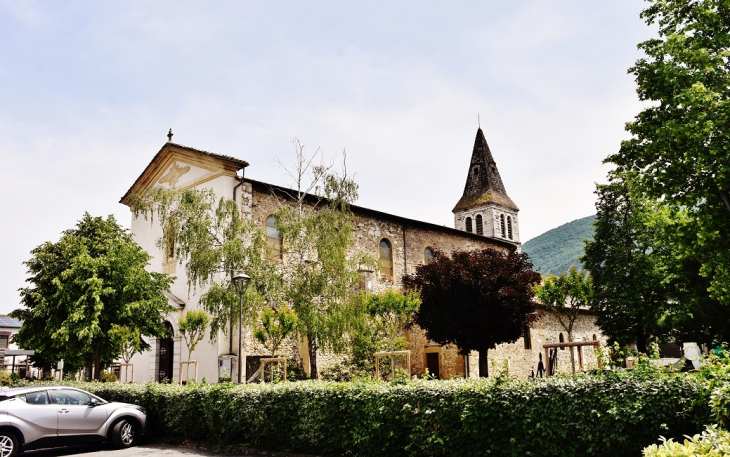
[0,371,13,386]
[643,425,730,456]
[25,370,709,457]
[99,371,119,383]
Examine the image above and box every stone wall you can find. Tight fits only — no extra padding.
[244,180,604,379]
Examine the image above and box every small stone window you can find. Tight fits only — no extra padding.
[559,332,565,350]
[379,239,393,278]
[507,216,513,240]
[424,247,435,265]
[500,214,506,237]
[473,166,480,176]
[476,215,483,235]
[465,217,473,233]
[592,334,597,341]
[266,215,283,260]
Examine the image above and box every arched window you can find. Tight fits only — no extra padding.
[592,334,597,341]
[379,239,393,278]
[476,215,483,235]
[559,332,565,350]
[507,216,513,240]
[465,217,473,233]
[265,215,282,260]
[424,247,435,265]
[500,214,506,237]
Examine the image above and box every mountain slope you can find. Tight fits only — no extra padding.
[522,215,596,275]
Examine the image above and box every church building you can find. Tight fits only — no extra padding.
[119,128,603,383]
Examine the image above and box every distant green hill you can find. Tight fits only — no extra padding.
[522,215,596,275]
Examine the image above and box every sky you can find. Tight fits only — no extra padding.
[0,0,653,313]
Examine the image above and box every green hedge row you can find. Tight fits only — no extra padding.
[49,374,711,457]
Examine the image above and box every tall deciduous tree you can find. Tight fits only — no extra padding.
[610,0,730,305]
[581,174,671,353]
[403,248,540,377]
[533,266,593,373]
[274,140,372,379]
[11,214,173,380]
[130,187,282,351]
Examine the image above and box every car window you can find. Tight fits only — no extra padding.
[20,391,50,405]
[53,390,92,406]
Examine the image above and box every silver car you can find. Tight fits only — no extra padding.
[0,386,146,456]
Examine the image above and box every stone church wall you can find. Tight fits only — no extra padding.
[246,180,604,379]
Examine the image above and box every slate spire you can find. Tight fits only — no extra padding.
[453,128,518,212]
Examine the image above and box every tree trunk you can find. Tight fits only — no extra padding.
[93,346,102,381]
[308,335,318,380]
[568,335,576,374]
[85,355,93,382]
[636,328,648,354]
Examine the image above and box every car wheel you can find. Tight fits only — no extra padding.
[112,419,137,449]
[0,432,18,457]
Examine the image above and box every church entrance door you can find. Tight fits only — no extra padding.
[426,352,440,379]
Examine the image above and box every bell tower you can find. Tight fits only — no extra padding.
[453,128,520,245]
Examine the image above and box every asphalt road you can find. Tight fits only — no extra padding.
[22,443,271,457]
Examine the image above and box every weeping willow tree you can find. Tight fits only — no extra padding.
[274,140,375,379]
[129,187,284,356]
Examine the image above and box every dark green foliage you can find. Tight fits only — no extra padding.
[609,0,730,306]
[39,373,711,457]
[12,213,174,379]
[522,215,595,276]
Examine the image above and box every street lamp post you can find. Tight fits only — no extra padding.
[231,273,251,384]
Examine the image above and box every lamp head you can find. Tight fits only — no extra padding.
[231,273,251,294]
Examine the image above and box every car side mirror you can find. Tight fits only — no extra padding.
[89,398,99,407]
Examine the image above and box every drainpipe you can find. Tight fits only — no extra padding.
[233,166,247,204]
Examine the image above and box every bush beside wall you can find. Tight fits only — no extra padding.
[43,374,711,457]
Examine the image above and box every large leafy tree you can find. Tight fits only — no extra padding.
[581,174,672,353]
[610,0,730,305]
[12,214,173,380]
[533,266,593,373]
[403,248,541,377]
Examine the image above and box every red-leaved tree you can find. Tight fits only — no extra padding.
[403,248,541,377]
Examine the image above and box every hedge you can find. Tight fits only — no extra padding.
[38,373,712,457]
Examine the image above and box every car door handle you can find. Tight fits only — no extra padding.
[58,409,69,414]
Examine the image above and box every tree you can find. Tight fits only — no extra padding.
[274,140,372,379]
[533,266,593,373]
[108,325,143,364]
[131,187,282,353]
[403,248,541,377]
[364,289,421,379]
[11,213,173,380]
[609,0,730,305]
[254,307,297,357]
[178,310,211,361]
[581,174,672,353]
